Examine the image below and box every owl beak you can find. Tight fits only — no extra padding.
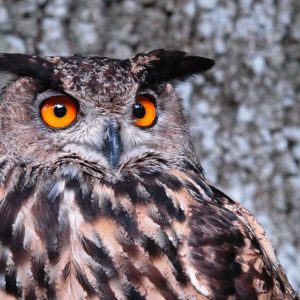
[103,120,122,169]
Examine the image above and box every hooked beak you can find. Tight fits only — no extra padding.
[103,120,122,169]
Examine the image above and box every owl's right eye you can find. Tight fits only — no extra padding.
[40,95,77,129]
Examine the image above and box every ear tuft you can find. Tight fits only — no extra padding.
[130,49,214,85]
[0,53,55,86]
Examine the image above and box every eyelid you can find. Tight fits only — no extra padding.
[136,91,157,103]
[34,90,66,105]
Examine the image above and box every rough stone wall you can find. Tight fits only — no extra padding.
[1,0,299,293]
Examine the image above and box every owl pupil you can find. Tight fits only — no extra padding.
[133,103,146,119]
[54,104,67,118]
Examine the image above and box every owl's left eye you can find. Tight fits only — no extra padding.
[133,95,157,128]
[40,95,77,129]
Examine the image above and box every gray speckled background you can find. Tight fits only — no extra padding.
[1,0,299,293]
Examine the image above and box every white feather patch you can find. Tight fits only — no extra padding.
[187,266,210,297]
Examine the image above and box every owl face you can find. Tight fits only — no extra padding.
[0,50,214,173]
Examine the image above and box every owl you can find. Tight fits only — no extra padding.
[0,49,298,300]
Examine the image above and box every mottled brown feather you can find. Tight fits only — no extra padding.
[0,157,298,299]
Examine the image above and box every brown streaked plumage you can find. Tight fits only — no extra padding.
[0,49,298,299]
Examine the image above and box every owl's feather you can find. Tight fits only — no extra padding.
[130,49,214,85]
[0,50,298,299]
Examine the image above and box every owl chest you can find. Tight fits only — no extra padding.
[0,171,211,299]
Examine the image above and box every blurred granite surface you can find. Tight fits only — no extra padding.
[0,0,299,293]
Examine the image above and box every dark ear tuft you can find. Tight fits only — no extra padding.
[0,53,55,86]
[130,49,214,85]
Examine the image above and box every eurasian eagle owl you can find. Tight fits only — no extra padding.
[0,49,298,299]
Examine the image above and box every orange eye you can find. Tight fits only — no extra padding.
[40,95,77,129]
[133,95,157,128]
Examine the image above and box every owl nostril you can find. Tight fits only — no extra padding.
[102,120,122,169]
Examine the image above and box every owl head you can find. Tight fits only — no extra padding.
[0,49,214,175]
